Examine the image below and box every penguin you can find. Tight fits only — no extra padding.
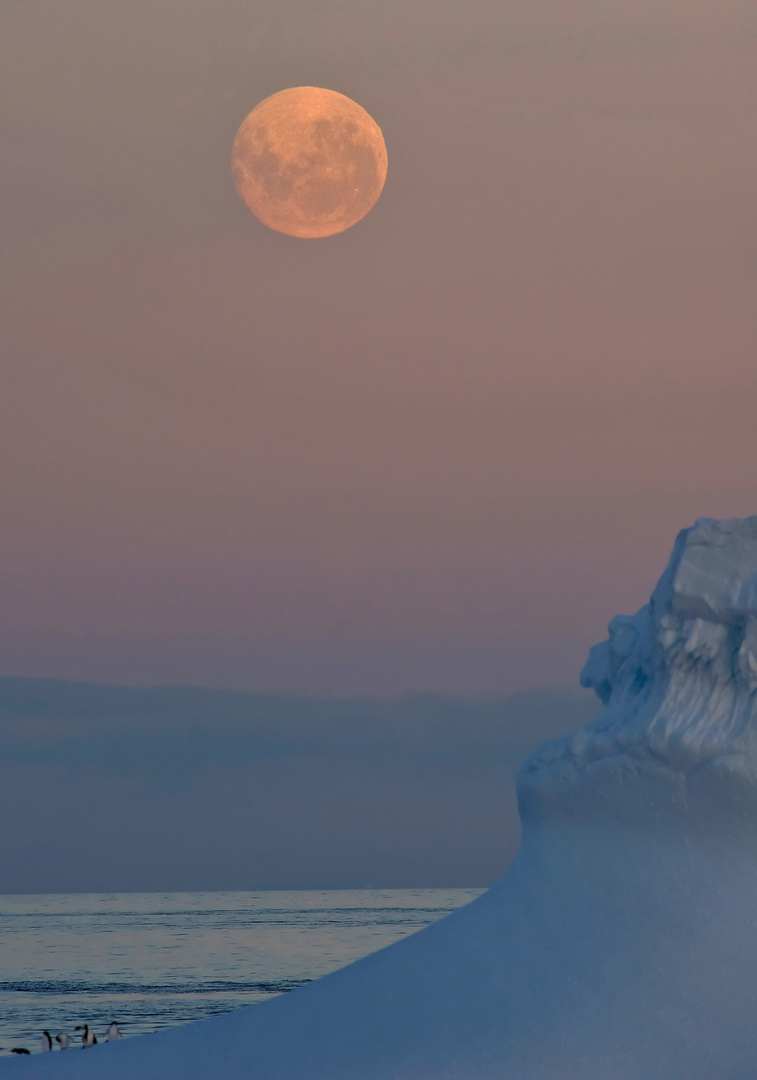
[56,1031,71,1049]
[11,1048,31,1055]
[106,1022,122,1041]
[41,1031,53,1052]
[75,1025,97,1048]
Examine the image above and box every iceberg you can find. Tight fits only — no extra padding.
[9,515,757,1079]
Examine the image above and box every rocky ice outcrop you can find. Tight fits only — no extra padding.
[9,516,757,1080]
[520,516,757,835]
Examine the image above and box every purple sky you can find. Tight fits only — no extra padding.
[2,0,756,695]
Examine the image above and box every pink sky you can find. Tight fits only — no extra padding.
[1,0,756,694]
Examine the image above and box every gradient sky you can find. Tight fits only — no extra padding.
[2,0,756,695]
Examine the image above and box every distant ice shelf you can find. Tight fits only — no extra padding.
[8,515,757,1079]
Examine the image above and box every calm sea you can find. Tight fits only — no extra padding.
[0,889,481,1055]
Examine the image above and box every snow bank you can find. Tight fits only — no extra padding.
[8,516,757,1079]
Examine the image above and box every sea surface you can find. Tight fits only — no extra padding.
[0,889,481,1056]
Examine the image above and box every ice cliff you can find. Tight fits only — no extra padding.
[9,516,757,1080]
[521,515,757,836]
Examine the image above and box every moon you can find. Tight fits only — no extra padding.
[232,87,388,239]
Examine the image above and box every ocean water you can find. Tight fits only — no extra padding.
[0,889,481,1056]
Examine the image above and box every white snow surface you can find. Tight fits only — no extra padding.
[8,515,757,1079]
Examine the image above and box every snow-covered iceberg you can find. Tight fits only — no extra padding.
[9,515,757,1079]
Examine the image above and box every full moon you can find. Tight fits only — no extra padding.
[231,87,388,239]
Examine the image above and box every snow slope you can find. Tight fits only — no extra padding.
[8,515,757,1079]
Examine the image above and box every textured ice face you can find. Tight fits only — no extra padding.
[519,517,757,826]
[588,516,757,695]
